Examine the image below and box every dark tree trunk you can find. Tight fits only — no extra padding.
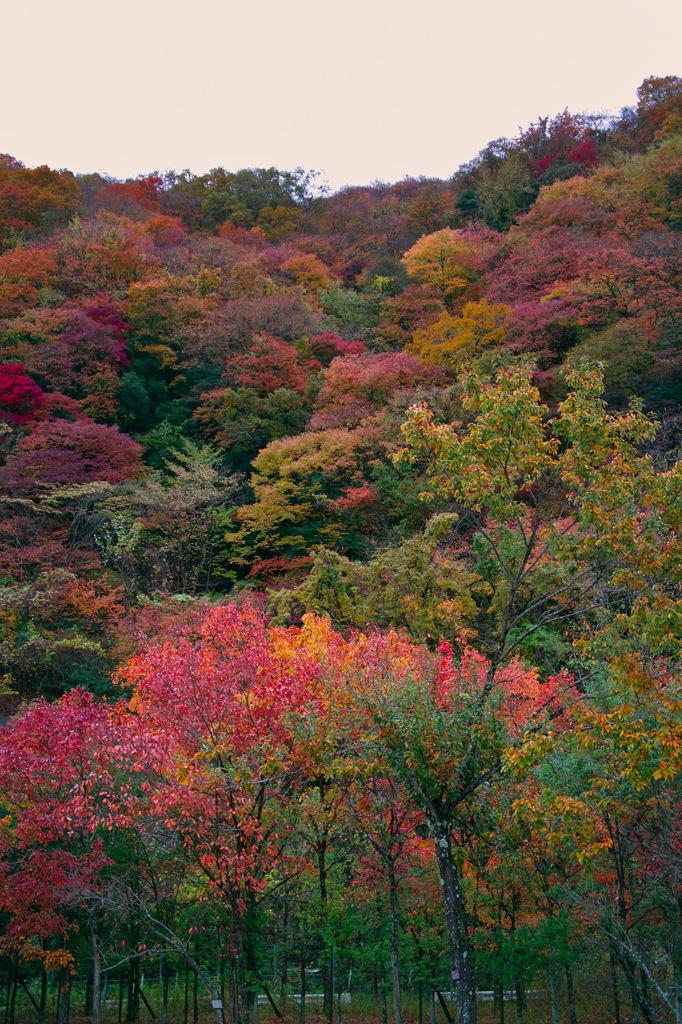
[318,840,331,1020]
[57,976,71,1024]
[8,964,17,1024]
[299,959,306,1024]
[40,966,48,1023]
[548,954,559,1024]
[431,819,476,1024]
[388,868,404,1024]
[610,951,621,1024]
[514,981,523,1024]
[90,917,101,1024]
[565,966,577,1024]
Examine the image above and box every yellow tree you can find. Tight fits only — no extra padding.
[410,300,510,369]
[401,229,492,309]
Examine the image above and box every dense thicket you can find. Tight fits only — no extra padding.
[1,75,682,1024]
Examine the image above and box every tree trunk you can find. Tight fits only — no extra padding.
[299,959,305,1024]
[388,869,404,1024]
[128,961,139,1023]
[565,966,577,1024]
[548,955,559,1024]
[40,966,48,1023]
[609,951,621,1024]
[91,917,101,1024]
[8,964,17,1024]
[280,902,289,999]
[55,971,61,1024]
[318,838,331,1020]
[232,923,249,1024]
[229,963,237,1024]
[57,977,71,1024]
[5,962,10,1024]
[514,981,523,1024]
[431,819,476,1024]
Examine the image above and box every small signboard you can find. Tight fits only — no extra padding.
[211,1001,223,1010]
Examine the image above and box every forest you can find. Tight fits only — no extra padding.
[0,74,682,1024]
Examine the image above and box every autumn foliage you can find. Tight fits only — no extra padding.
[1,75,682,1024]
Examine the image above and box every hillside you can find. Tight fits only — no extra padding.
[1,74,682,1024]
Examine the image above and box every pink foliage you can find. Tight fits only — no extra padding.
[4,418,143,489]
[310,350,433,429]
[0,364,44,423]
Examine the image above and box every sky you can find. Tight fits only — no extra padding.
[1,0,681,191]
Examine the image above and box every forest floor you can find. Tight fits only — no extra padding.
[12,990,624,1024]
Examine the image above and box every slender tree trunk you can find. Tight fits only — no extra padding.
[4,960,10,1024]
[299,959,305,1024]
[514,981,523,1024]
[40,966,48,1023]
[8,964,17,1024]
[91,917,101,1024]
[388,868,404,1024]
[162,972,169,1024]
[497,980,504,1024]
[548,954,559,1024]
[431,819,476,1024]
[318,839,331,1020]
[128,961,139,1023]
[230,963,237,1024]
[381,976,388,1024]
[193,971,198,1024]
[565,966,577,1024]
[55,971,61,1024]
[610,951,621,1024]
[280,902,289,999]
[336,965,341,1024]
[235,928,249,1024]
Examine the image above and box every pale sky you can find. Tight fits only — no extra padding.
[2,0,681,190]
